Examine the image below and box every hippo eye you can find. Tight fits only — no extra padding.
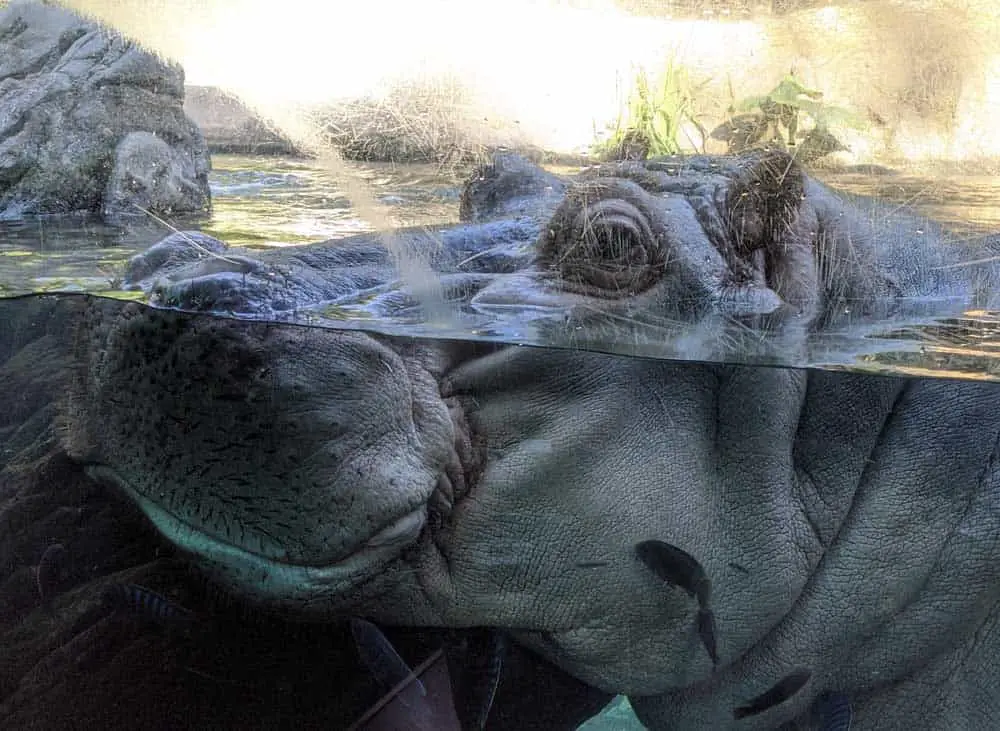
[552,197,666,296]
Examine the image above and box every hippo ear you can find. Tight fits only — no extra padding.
[459,153,564,223]
[725,149,806,256]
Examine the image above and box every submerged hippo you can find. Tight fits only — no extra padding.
[129,149,1000,333]
[34,151,1000,728]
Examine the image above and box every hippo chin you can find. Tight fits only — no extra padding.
[59,151,1000,729]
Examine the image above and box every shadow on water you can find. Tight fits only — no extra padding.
[2,154,1000,381]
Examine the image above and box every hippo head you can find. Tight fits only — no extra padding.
[63,151,819,620]
[58,150,1000,729]
[468,150,816,328]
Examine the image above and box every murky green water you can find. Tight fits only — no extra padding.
[2,154,1000,381]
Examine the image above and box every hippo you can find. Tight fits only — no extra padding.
[5,149,1000,729]
[0,300,613,729]
[126,150,1000,365]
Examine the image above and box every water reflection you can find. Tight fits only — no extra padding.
[203,155,465,248]
[841,310,1000,380]
[0,154,467,298]
[0,213,175,297]
[1,154,1000,380]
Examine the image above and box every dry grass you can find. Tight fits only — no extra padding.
[309,75,531,170]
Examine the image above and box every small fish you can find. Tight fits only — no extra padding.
[101,583,197,627]
[696,608,719,667]
[35,543,67,602]
[812,691,852,731]
[635,539,711,606]
[733,669,812,720]
[349,617,427,701]
[575,560,610,569]
[636,539,718,666]
[449,628,508,731]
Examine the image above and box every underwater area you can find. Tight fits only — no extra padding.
[4,0,1000,729]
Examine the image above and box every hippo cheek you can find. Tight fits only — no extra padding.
[433,348,818,695]
[66,305,458,608]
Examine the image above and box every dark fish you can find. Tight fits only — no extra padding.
[35,543,67,602]
[101,583,197,627]
[813,691,852,731]
[449,628,508,731]
[636,539,718,665]
[350,617,427,700]
[733,669,812,720]
[696,608,719,667]
[635,539,711,606]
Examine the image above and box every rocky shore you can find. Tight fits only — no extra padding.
[0,1,211,221]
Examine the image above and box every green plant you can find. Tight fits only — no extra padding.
[739,73,861,141]
[593,60,707,160]
[715,73,865,162]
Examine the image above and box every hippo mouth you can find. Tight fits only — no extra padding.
[85,465,427,599]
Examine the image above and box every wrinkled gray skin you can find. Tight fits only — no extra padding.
[62,151,1000,729]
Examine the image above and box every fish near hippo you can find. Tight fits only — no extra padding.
[58,150,1000,729]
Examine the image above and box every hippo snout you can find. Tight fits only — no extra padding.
[62,300,461,606]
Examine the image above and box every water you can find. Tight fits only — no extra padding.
[203,154,464,246]
[1,154,999,381]
[4,281,998,729]
[0,154,464,295]
[3,3,997,728]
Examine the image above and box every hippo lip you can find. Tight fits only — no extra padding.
[85,465,425,593]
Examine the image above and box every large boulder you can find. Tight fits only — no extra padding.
[0,0,211,220]
[183,85,299,156]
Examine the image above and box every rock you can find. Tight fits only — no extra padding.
[103,131,211,218]
[0,0,210,220]
[183,85,300,156]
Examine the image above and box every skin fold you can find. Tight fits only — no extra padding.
[32,151,1000,728]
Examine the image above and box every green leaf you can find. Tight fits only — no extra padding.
[736,95,770,113]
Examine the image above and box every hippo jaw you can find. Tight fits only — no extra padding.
[85,463,428,602]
